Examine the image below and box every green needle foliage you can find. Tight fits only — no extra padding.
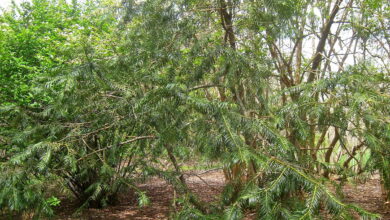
[0,0,388,219]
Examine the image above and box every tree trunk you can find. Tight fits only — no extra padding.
[323,128,340,178]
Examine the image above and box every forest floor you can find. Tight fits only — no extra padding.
[54,170,390,220]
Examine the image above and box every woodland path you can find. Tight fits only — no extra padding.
[55,171,390,220]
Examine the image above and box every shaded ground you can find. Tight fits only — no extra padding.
[342,176,390,219]
[55,170,225,220]
[54,170,389,220]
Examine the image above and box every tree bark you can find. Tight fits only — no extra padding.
[323,128,340,178]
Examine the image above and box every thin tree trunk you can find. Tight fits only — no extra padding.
[164,144,209,213]
[323,128,340,178]
[343,143,364,168]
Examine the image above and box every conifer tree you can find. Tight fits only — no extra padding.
[0,0,388,219]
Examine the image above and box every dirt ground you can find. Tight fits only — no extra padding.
[54,170,390,220]
[342,176,390,219]
[55,170,225,220]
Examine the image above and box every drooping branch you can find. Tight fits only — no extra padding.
[189,84,223,91]
[77,135,156,161]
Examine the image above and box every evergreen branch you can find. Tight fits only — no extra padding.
[77,135,155,161]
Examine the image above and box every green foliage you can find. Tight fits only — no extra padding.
[0,0,388,219]
[46,196,61,207]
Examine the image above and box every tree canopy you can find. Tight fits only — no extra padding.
[0,0,389,219]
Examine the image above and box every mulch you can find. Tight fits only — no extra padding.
[52,171,390,220]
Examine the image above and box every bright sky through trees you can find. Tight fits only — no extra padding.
[0,0,24,9]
